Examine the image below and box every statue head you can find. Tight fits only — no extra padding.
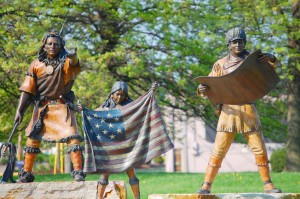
[38,31,67,61]
[102,81,132,109]
[110,81,129,95]
[225,27,247,46]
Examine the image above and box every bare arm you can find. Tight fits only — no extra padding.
[14,92,33,124]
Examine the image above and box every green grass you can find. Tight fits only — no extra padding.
[30,171,300,199]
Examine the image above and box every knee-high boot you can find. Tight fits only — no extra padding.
[255,154,282,193]
[198,156,223,194]
[23,152,37,173]
[69,150,86,181]
[17,146,40,183]
[129,177,140,199]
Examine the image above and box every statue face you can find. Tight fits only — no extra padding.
[228,39,245,56]
[111,90,126,104]
[44,37,61,59]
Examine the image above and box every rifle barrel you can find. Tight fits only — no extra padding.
[7,123,19,143]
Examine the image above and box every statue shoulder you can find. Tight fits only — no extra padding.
[27,59,44,72]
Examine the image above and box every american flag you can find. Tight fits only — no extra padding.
[82,88,174,173]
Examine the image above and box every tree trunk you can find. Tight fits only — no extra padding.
[285,0,300,171]
[286,71,300,171]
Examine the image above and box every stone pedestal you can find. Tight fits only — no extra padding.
[100,180,127,199]
[0,180,127,199]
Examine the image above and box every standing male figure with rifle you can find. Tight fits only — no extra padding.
[14,31,85,183]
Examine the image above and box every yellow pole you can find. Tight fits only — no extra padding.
[54,143,59,174]
[60,143,64,173]
[17,133,22,161]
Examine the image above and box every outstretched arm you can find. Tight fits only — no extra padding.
[67,47,79,66]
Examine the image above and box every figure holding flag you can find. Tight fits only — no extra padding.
[79,81,173,199]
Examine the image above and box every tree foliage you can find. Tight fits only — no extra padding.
[0,0,298,170]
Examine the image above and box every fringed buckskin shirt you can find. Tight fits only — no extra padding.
[19,58,81,142]
[208,51,276,133]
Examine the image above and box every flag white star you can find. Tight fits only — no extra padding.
[102,129,108,134]
[108,123,113,128]
[100,118,105,123]
[87,116,92,121]
[107,112,112,118]
[109,134,116,139]
[117,128,122,134]
[95,123,101,128]
[114,117,120,121]
[93,113,98,118]
[96,134,101,141]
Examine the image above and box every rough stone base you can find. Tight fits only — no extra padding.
[0,180,127,199]
[148,193,300,199]
[101,180,127,199]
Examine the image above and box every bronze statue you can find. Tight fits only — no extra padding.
[14,32,85,182]
[96,81,140,199]
[78,81,141,199]
[197,27,282,194]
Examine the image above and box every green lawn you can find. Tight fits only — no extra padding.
[31,171,300,199]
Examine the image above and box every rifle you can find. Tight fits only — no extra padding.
[0,122,19,183]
